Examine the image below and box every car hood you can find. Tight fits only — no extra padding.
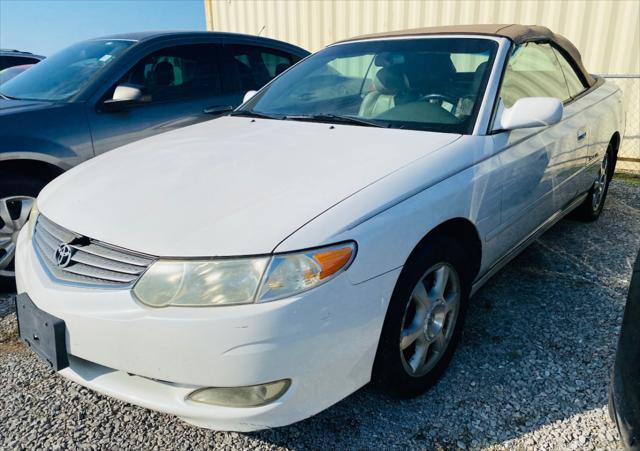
[39,116,460,257]
[0,98,58,115]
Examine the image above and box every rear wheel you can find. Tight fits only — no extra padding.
[573,144,613,222]
[372,235,472,398]
[0,175,48,290]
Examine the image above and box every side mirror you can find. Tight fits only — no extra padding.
[495,97,563,131]
[102,84,149,112]
[243,90,257,103]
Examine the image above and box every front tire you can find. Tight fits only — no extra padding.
[372,234,472,398]
[0,174,48,290]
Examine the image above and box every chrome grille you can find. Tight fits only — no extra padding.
[33,215,155,288]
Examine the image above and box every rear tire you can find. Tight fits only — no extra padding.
[372,234,473,398]
[573,144,614,222]
[0,174,49,291]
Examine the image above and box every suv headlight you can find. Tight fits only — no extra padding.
[133,242,356,307]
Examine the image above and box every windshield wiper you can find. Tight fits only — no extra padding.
[231,110,389,128]
[230,110,283,120]
[283,113,387,128]
[0,92,20,100]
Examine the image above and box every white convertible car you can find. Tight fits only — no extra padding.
[15,25,624,431]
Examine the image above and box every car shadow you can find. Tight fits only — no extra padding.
[246,181,639,449]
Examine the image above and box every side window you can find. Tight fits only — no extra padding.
[261,51,295,78]
[221,44,298,94]
[498,42,571,108]
[115,44,222,103]
[553,48,587,98]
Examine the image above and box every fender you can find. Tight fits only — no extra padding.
[0,151,74,172]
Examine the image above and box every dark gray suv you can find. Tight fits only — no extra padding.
[0,31,308,287]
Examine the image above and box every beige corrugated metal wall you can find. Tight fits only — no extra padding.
[204,0,640,172]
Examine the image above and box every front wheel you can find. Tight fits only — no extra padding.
[0,175,48,290]
[372,235,472,398]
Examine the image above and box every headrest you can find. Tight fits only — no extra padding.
[153,61,174,86]
[402,52,456,90]
[275,63,289,76]
[374,52,406,68]
[472,61,488,89]
[374,66,409,95]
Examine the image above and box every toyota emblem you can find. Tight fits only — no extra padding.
[54,243,74,268]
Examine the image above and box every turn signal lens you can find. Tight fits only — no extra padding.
[314,247,354,279]
[257,242,356,302]
[187,379,291,408]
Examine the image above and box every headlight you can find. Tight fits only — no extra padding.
[27,202,39,237]
[133,242,356,307]
[133,258,270,307]
[258,243,356,301]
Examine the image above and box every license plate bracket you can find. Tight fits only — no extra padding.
[16,293,69,371]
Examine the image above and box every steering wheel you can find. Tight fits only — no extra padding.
[420,93,458,105]
[419,93,459,116]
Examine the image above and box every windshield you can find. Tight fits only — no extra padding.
[0,39,134,101]
[240,37,497,134]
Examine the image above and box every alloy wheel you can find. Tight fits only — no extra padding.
[399,262,461,377]
[0,196,35,277]
[592,152,609,211]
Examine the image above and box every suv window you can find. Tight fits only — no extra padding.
[116,44,222,103]
[221,44,299,94]
[553,48,587,98]
[498,42,571,108]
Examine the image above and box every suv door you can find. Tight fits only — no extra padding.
[88,42,235,155]
[490,42,580,257]
[219,42,300,104]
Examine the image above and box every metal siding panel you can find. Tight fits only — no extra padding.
[206,0,638,73]
[205,0,638,172]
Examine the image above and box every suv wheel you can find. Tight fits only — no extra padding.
[0,175,48,290]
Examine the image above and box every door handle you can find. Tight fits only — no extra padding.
[203,105,233,115]
[577,128,587,142]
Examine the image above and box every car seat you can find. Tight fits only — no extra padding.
[152,61,175,86]
[359,60,411,118]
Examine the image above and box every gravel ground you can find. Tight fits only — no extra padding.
[1,177,638,450]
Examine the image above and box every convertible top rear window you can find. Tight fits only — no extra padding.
[240,38,498,134]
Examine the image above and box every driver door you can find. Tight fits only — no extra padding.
[87,43,237,155]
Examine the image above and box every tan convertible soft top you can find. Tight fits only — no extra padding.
[338,24,595,86]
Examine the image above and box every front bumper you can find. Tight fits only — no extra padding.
[15,228,400,431]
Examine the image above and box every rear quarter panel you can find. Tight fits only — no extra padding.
[584,80,625,183]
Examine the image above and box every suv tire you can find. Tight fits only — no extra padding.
[0,174,49,291]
